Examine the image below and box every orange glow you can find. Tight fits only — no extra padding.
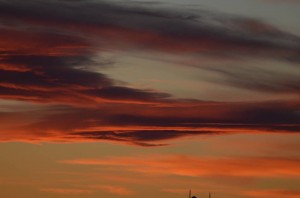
[40,188,93,195]
[243,189,300,198]
[61,155,300,178]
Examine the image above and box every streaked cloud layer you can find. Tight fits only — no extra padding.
[61,155,300,178]
[0,1,299,197]
[0,0,299,146]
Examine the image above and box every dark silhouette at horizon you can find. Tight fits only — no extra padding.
[189,189,212,198]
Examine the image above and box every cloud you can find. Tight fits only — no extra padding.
[263,0,300,4]
[162,188,190,194]
[244,189,300,198]
[0,0,299,60]
[0,30,171,105]
[0,0,299,105]
[71,130,214,147]
[0,28,89,56]
[204,64,300,94]
[0,0,299,145]
[92,185,133,196]
[60,155,300,178]
[40,185,132,196]
[0,100,298,145]
[1,0,300,103]
[40,188,93,195]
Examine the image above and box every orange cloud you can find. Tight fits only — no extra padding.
[0,100,299,145]
[92,185,134,196]
[39,182,133,196]
[60,155,300,178]
[0,28,89,56]
[40,188,93,195]
[244,189,300,198]
[162,188,191,194]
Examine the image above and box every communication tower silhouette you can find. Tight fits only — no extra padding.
[189,189,212,198]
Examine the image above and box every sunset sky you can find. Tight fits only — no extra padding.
[0,0,300,197]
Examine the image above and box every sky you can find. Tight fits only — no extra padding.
[0,0,300,197]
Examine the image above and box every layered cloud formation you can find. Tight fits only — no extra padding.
[0,0,299,146]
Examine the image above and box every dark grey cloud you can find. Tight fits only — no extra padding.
[0,0,300,146]
[0,0,299,59]
[0,0,299,102]
[9,101,297,145]
[204,65,300,94]
[0,55,111,88]
[0,29,171,104]
[0,54,170,104]
[84,86,170,102]
[70,123,300,146]
[72,130,213,147]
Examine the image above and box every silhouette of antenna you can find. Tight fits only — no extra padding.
[189,190,197,198]
[188,189,211,198]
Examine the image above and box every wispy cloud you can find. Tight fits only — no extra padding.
[40,185,133,196]
[60,155,300,178]
[243,189,300,198]
[40,188,93,195]
[0,100,299,145]
[1,0,299,58]
[0,0,299,145]
[92,185,134,196]
[1,0,299,103]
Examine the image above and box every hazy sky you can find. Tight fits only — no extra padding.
[0,0,300,198]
